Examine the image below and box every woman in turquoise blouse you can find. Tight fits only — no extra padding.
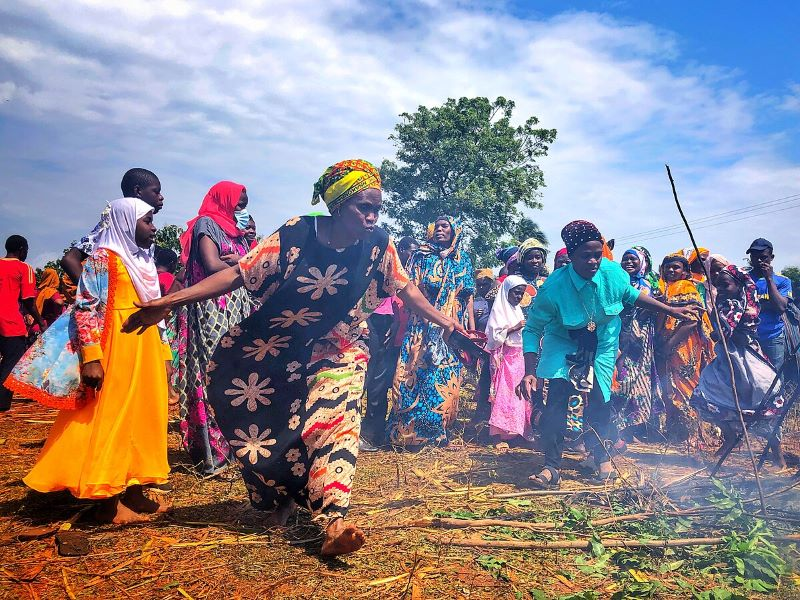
[519,221,698,488]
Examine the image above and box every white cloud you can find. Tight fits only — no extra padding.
[0,0,798,269]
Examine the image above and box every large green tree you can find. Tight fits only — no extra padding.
[381,96,557,267]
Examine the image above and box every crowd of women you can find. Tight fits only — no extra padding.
[1,161,796,557]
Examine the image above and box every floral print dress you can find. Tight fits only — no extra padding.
[206,216,409,522]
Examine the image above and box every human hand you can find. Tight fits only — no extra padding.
[220,253,241,266]
[516,374,538,401]
[759,262,774,279]
[671,304,702,322]
[442,318,465,343]
[122,298,172,334]
[81,360,104,391]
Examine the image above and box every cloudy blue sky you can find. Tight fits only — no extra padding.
[1,0,799,269]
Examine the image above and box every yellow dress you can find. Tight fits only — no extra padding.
[24,253,170,499]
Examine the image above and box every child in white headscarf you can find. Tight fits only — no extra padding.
[485,275,531,443]
[15,198,171,524]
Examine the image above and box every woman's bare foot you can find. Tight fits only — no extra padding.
[95,498,152,525]
[121,485,172,514]
[320,518,365,557]
[264,500,298,527]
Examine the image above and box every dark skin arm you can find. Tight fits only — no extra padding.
[396,283,462,338]
[518,290,701,401]
[466,295,475,331]
[81,361,104,391]
[61,247,87,284]
[198,236,238,274]
[21,298,46,331]
[123,265,244,333]
[123,264,464,342]
[760,264,789,314]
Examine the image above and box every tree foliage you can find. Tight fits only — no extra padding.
[381,96,556,267]
[156,224,185,254]
[782,266,800,296]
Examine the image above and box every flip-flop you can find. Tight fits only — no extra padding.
[529,466,561,489]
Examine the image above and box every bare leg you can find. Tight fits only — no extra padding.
[263,500,298,527]
[715,424,737,457]
[320,518,365,557]
[121,485,172,514]
[768,438,787,470]
[95,497,152,525]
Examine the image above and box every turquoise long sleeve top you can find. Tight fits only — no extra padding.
[522,259,641,402]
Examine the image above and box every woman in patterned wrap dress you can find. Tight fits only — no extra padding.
[123,160,463,556]
[176,181,256,475]
[389,216,475,447]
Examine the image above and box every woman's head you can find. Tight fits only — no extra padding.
[518,238,548,278]
[135,210,156,249]
[708,255,730,282]
[312,159,381,240]
[201,181,247,225]
[507,283,526,306]
[333,188,382,240]
[236,188,249,210]
[432,217,453,245]
[475,268,495,297]
[554,248,570,270]
[561,220,604,280]
[714,269,741,300]
[621,250,641,276]
[397,236,420,266]
[496,245,518,267]
[661,255,691,283]
[99,198,158,252]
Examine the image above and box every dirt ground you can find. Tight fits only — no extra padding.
[2,395,800,599]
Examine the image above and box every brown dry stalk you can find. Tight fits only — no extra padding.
[432,533,800,550]
[383,507,716,532]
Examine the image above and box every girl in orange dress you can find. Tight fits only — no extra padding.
[9,198,171,523]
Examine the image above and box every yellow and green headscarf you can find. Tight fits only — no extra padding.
[516,237,549,262]
[312,159,381,213]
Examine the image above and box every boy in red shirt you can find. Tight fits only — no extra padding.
[1,235,46,410]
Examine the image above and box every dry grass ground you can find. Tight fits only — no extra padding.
[2,395,800,599]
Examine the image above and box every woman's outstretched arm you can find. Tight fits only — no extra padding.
[397,282,462,335]
[122,265,243,334]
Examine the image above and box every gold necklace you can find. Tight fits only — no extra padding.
[573,278,597,332]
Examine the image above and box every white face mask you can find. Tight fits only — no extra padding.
[234,208,251,231]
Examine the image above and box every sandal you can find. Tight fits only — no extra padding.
[586,469,619,486]
[529,466,561,489]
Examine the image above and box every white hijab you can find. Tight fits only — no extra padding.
[95,198,161,302]
[485,275,527,350]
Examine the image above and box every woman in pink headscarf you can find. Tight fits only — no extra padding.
[176,181,256,475]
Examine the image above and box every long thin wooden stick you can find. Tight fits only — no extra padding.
[665,164,767,515]
[433,533,800,550]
